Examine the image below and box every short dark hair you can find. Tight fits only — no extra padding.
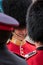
[2,0,32,29]
[26,1,43,43]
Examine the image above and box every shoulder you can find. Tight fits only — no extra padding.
[25,50,37,60]
[12,53,27,65]
[6,50,27,65]
[13,54,27,65]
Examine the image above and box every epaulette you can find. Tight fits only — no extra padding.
[25,50,37,60]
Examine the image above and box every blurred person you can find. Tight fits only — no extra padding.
[0,13,27,65]
[2,0,35,59]
[7,20,28,56]
[7,21,35,57]
[26,0,43,65]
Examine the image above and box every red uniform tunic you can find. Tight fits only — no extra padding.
[7,41,35,56]
[27,47,43,65]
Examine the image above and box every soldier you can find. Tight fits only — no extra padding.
[6,20,35,57]
[0,13,27,65]
[26,0,43,65]
[2,0,35,58]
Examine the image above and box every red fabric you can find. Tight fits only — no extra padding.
[27,50,43,65]
[22,41,35,54]
[0,24,13,31]
[7,41,35,55]
[7,41,20,55]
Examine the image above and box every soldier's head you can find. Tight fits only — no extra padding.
[26,0,43,44]
[2,0,32,22]
[2,0,32,41]
[0,13,19,43]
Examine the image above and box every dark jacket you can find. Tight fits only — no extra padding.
[0,45,27,65]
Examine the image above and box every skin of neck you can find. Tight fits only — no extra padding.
[10,35,25,46]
